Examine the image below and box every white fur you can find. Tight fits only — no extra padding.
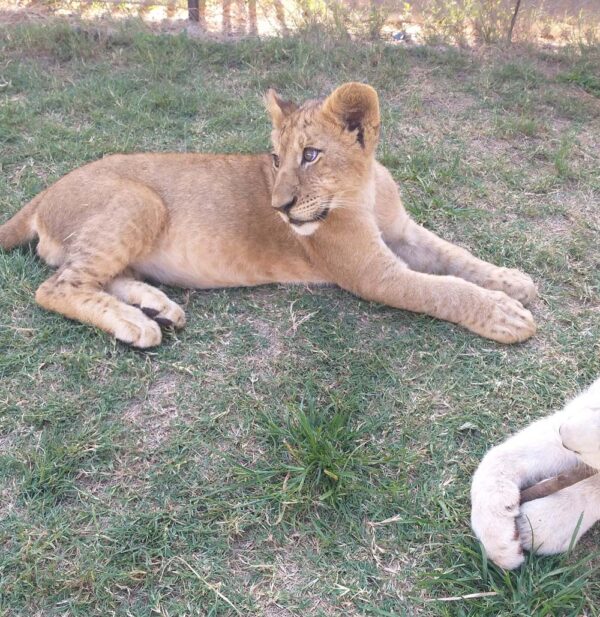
[290,221,321,236]
[471,377,600,569]
[277,211,321,236]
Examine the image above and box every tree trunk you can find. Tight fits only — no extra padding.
[507,0,522,44]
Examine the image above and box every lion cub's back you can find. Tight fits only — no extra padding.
[34,151,274,246]
[101,152,274,215]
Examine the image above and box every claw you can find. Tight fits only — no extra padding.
[141,306,160,318]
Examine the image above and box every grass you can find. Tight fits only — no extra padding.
[0,19,600,616]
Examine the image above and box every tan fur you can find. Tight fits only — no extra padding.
[0,83,537,347]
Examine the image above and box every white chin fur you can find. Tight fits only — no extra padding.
[290,221,321,236]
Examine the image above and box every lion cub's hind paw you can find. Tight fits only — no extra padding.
[130,289,186,329]
[107,279,186,330]
[111,305,163,348]
[138,301,186,329]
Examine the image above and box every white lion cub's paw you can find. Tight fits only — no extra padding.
[517,487,587,556]
[471,478,525,570]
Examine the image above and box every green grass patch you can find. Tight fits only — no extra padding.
[1,20,600,616]
[557,51,600,97]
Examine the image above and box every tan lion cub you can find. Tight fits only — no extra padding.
[0,83,537,347]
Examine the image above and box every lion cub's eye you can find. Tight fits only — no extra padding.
[302,147,320,164]
[272,153,280,169]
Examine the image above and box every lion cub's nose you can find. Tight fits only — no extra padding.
[274,197,297,213]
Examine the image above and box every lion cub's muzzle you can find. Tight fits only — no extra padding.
[273,196,331,227]
[274,196,297,215]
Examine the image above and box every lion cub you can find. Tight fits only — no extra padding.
[0,83,536,347]
[472,377,600,569]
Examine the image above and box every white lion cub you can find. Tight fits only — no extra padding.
[471,377,600,570]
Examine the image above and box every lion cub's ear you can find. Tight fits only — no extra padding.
[264,89,298,129]
[322,82,380,150]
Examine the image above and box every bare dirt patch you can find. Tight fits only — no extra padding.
[123,373,182,449]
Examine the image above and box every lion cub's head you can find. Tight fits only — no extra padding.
[265,82,380,235]
[559,377,600,469]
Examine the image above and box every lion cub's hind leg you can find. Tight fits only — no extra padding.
[37,273,163,348]
[35,185,169,348]
[106,275,186,329]
[36,225,66,268]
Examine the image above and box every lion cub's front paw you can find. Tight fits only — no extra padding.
[474,291,536,344]
[484,268,538,306]
[517,489,587,556]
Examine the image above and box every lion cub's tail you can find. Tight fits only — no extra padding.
[0,193,43,251]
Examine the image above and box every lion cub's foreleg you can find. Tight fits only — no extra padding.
[319,214,536,344]
[35,186,175,348]
[364,261,536,343]
[384,219,537,306]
